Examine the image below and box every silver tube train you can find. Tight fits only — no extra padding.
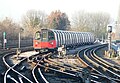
[33,29,95,52]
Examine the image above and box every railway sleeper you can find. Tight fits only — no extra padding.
[39,64,83,82]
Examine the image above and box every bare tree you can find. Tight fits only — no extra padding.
[117,4,120,24]
[22,10,47,38]
[71,11,110,38]
[91,12,110,38]
[71,11,91,31]
[0,17,21,40]
[115,4,120,40]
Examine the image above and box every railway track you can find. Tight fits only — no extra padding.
[3,49,74,83]
[32,53,51,83]
[30,45,112,83]
[93,46,120,71]
[43,51,114,83]
[78,44,120,83]
[31,44,119,83]
[1,44,120,83]
[91,45,120,82]
[31,52,83,83]
[2,48,36,83]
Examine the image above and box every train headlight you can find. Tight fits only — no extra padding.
[50,42,53,45]
[35,42,39,45]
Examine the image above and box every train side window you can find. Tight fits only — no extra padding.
[66,32,69,45]
[68,32,70,45]
[77,33,79,44]
[79,33,81,44]
[85,33,87,43]
[88,33,90,43]
[81,33,84,43]
[76,33,78,44]
[75,33,77,44]
[65,32,67,45]
[54,31,59,46]
[71,33,73,44]
[66,32,68,45]
[48,31,55,41]
[58,32,62,46]
[60,32,63,45]
[67,32,69,44]
[73,33,75,44]
[62,32,65,45]
[69,32,72,44]
[57,31,60,46]
[84,33,86,43]
[75,33,76,44]
[90,33,92,42]
[35,31,41,40]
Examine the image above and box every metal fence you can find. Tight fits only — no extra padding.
[0,39,33,49]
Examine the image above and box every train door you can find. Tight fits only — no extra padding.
[40,30,48,48]
[41,30,48,42]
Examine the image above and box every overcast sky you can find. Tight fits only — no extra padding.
[0,0,119,22]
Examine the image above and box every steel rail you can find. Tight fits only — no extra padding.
[3,51,34,83]
[32,53,51,83]
[38,68,49,83]
[77,44,116,82]
[93,45,120,70]
[83,44,120,82]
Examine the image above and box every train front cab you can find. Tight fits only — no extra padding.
[33,31,41,51]
[33,29,56,52]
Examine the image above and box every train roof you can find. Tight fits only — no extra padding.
[41,28,93,34]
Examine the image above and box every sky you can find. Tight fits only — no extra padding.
[0,0,120,22]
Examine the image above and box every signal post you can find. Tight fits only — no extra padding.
[107,25,112,58]
[3,32,7,49]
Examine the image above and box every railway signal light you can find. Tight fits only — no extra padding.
[3,32,7,49]
[3,32,6,36]
[107,25,112,33]
[107,25,112,58]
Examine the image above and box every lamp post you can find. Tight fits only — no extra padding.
[107,25,112,58]
[18,28,24,49]
[18,32,20,49]
[17,28,24,59]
